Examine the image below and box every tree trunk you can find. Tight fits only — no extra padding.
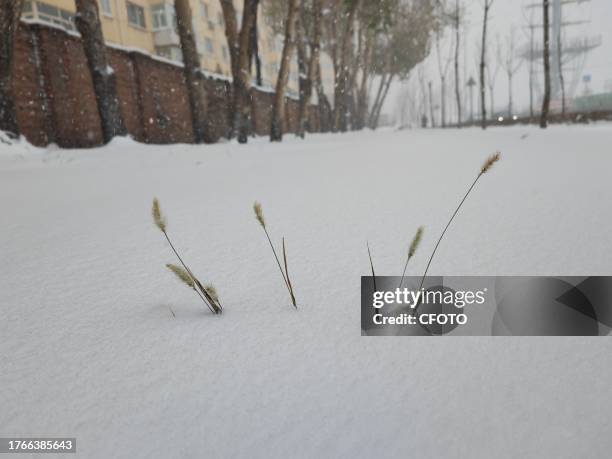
[316,58,332,132]
[428,81,435,128]
[479,2,490,130]
[270,0,299,142]
[529,25,534,118]
[346,25,362,130]
[454,0,462,127]
[540,0,551,129]
[295,20,308,138]
[506,72,510,117]
[328,0,340,115]
[248,0,262,86]
[0,0,23,138]
[440,76,446,127]
[557,27,566,119]
[355,29,373,130]
[175,0,209,143]
[220,0,258,143]
[369,73,393,129]
[368,73,388,128]
[333,0,360,132]
[297,0,321,138]
[373,74,393,129]
[75,0,126,144]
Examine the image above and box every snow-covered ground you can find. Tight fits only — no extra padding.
[1,125,612,458]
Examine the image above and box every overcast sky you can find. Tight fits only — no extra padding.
[389,0,612,119]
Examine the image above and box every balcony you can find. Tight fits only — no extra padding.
[154,28,180,47]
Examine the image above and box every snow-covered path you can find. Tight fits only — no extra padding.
[1,125,612,458]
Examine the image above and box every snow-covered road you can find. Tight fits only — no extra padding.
[1,125,612,458]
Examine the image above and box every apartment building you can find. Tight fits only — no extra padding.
[21,0,304,94]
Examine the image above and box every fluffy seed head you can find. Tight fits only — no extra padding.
[253,201,265,228]
[204,284,219,304]
[166,263,194,288]
[481,152,501,174]
[408,226,424,259]
[152,198,167,232]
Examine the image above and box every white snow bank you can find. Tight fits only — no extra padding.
[2,124,612,458]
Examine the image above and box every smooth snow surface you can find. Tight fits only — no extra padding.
[2,126,612,458]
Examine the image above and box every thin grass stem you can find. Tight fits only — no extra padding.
[164,231,216,314]
[263,227,294,306]
[282,237,297,308]
[367,241,377,292]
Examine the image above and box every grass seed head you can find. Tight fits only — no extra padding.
[481,151,501,174]
[408,226,424,259]
[166,263,194,288]
[204,284,219,304]
[152,198,167,232]
[253,201,265,228]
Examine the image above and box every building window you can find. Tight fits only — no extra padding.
[101,0,112,16]
[31,1,75,31]
[217,12,224,27]
[221,45,228,61]
[205,38,214,55]
[200,1,208,19]
[151,4,168,29]
[22,0,35,20]
[127,2,146,28]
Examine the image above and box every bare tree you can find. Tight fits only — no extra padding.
[354,28,374,130]
[333,0,361,132]
[368,1,435,129]
[219,0,258,143]
[428,80,435,127]
[270,0,299,141]
[540,0,551,128]
[498,27,522,118]
[416,64,428,126]
[521,6,536,118]
[351,0,396,130]
[0,0,23,138]
[479,0,494,129]
[557,26,566,118]
[75,0,127,144]
[175,0,209,143]
[297,0,322,138]
[434,24,453,127]
[485,36,501,118]
[263,0,324,138]
[451,0,463,126]
[248,0,263,87]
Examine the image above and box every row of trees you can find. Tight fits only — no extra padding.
[0,0,437,145]
[476,0,552,129]
[412,0,553,131]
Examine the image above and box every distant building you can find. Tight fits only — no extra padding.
[21,0,333,97]
[571,92,612,113]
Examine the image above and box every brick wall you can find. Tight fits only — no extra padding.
[12,22,319,148]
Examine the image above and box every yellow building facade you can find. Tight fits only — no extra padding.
[21,0,301,94]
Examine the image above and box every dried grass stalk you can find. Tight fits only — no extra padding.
[153,198,220,314]
[253,201,297,309]
[367,241,377,292]
[282,238,297,308]
[417,152,502,297]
